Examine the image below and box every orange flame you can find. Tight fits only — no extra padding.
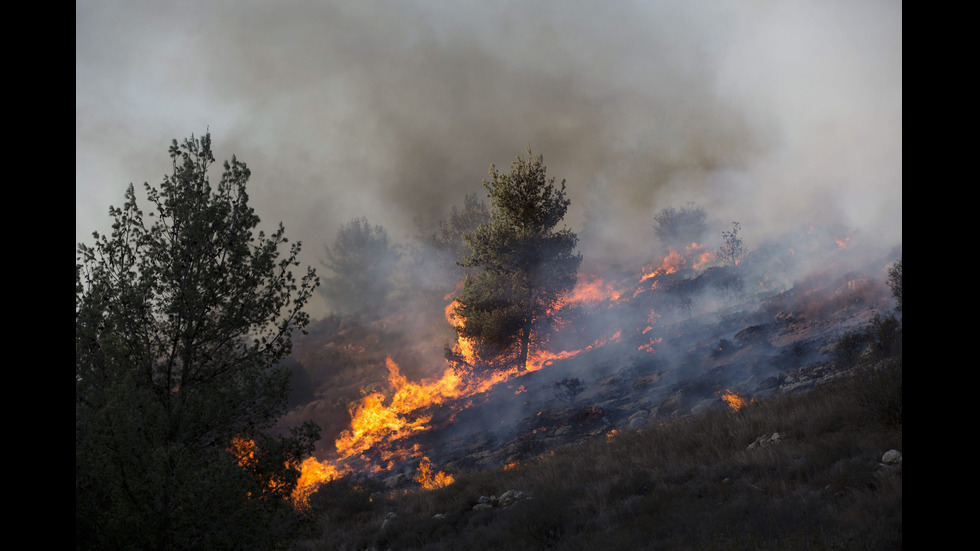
[717,389,752,412]
[637,336,662,353]
[291,457,343,508]
[641,248,682,282]
[229,436,346,509]
[445,299,477,365]
[334,358,464,460]
[331,277,638,477]
[641,243,712,283]
[414,456,454,489]
[566,274,625,304]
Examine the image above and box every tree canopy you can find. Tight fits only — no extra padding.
[450,150,582,373]
[653,202,707,249]
[75,133,320,550]
[430,192,491,267]
[320,216,400,319]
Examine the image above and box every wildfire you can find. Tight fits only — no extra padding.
[414,456,455,489]
[640,243,713,283]
[717,389,752,412]
[641,247,682,282]
[445,299,477,365]
[324,268,653,485]
[637,336,662,354]
[292,457,343,508]
[566,274,626,304]
[229,436,345,509]
[228,436,293,495]
[334,358,464,460]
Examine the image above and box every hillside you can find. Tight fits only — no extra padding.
[278,233,901,549]
[296,354,902,550]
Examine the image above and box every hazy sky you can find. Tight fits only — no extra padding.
[76,0,901,316]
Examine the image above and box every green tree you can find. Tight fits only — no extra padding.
[76,133,320,550]
[320,217,400,319]
[653,202,707,249]
[450,150,582,373]
[430,193,491,268]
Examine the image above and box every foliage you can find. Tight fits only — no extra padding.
[308,475,383,522]
[430,192,491,269]
[719,221,745,268]
[75,133,320,550]
[888,255,902,312]
[320,216,400,319]
[868,312,902,361]
[833,311,902,369]
[653,202,707,248]
[451,150,582,372]
[832,279,903,429]
[833,328,869,367]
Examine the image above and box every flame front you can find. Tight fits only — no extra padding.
[335,358,464,461]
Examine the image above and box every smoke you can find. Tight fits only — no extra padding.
[77,0,901,320]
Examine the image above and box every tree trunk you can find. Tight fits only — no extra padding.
[518,321,531,372]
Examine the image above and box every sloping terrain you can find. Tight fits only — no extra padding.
[277,230,899,490]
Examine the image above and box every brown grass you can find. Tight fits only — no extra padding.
[293,357,902,550]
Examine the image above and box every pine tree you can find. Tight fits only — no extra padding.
[75,133,320,550]
[320,217,400,319]
[451,150,582,373]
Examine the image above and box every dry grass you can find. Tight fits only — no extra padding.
[294,357,902,550]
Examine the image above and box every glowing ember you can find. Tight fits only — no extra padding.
[637,336,662,353]
[717,389,752,412]
[229,436,293,494]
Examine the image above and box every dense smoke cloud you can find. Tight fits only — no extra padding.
[76,0,901,318]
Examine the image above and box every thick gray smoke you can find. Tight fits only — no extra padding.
[76,0,901,318]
